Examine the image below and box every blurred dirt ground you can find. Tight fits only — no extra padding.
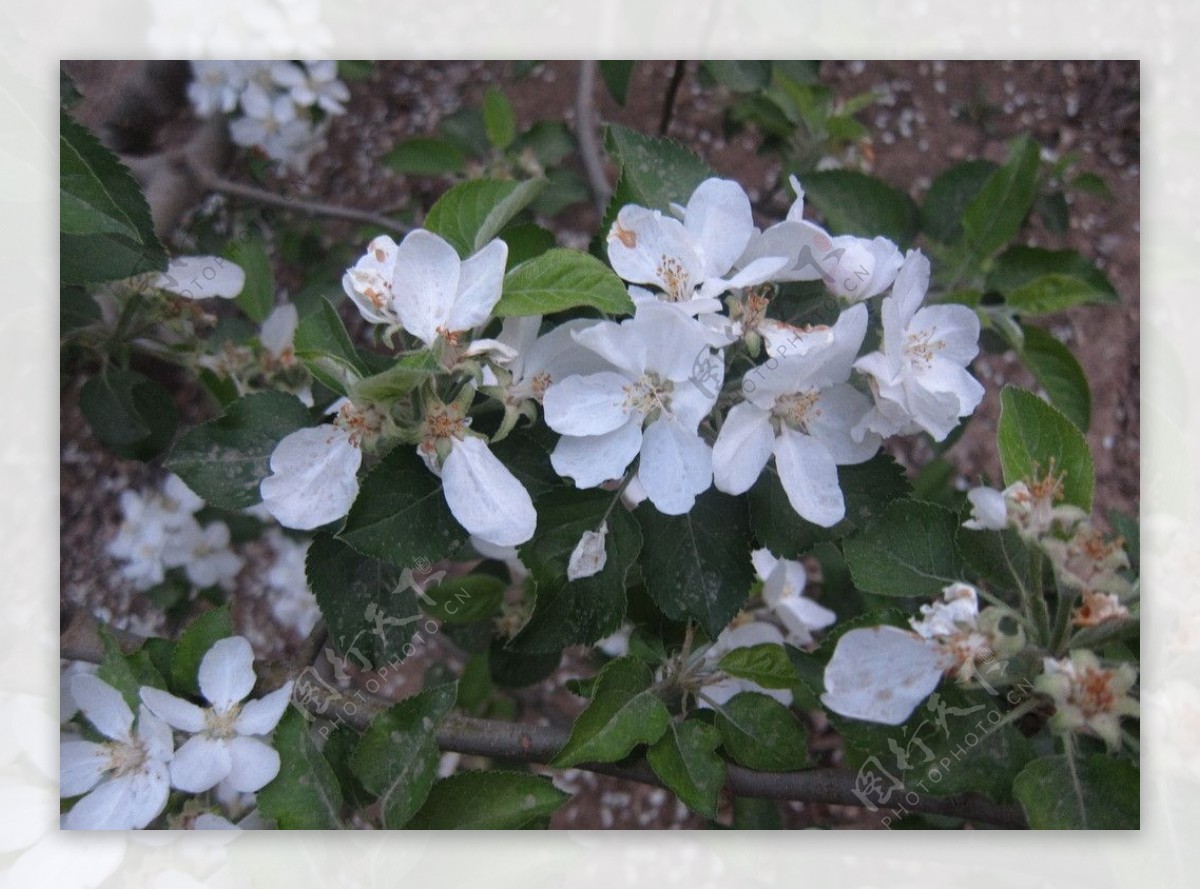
[60,60,1139,830]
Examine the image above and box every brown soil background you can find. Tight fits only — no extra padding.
[61,60,1139,829]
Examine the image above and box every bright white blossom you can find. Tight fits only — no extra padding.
[479,315,612,406]
[963,484,1009,530]
[264,529,321,636]
[1035,650,1138,749]
[140,637,292,794]
[271,59,349,114]
[713,304,879,526]
[606,177,789,308]
[751,549,835,646]
[153,256,246,300]
[853,250,984,442]
[544,302,722,515]
[739,175,902,303]
[178,520,244,590]
[260,424,362,530]
[821,625,943,725]
[61,675,173,829]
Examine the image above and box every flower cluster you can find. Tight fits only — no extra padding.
[187,60,349,172]
[61,636,291,829]
[108,474,243,592]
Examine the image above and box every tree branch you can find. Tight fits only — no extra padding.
[61,609,1026,828]
[575,60,611,216]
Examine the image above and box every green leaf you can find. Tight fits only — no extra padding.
[338,446,465,566]
[257,707,345,829]
[647,720,726,819]
[702,60,773,92]
[482,87,517,150]
[552,657,670,767]
[530,168,589,217]
[1013,753,1139,829]
[718,643,803,691]
[598,61,636,105]
[497,222,557,269]
[997,385,1094,510]
[422,574,506,624]
[61,284,100,335]
[96,627,165,711]
[438,107,490,156]
[512,121,576,168]
[306,533,418,668]
[602,124,714,225]
[169,606,233,697]
[799,170,919,246]
[79,369,178,461]
[486,424,561,500]
[1005,274,1118,316]
[748,453,911,559]
[423,178,547,257]
[1018,324,1091,432]
[293,298,370,396]
[956,525,1039,593]
[1070,171,1113,200]
[166,391,312,510]
[986,246,1118,306]
[350,682,458,828]
[60,109,166,284]
[731,796,782,828]
[510,489,642,653]
[497,248,634,317]
[842,499,969,598]
[407,771,569,829]
[385,137,467,175]
[489,638,562,689]
[223,236,275,324]
[956,134,1041,268]
[919,159,998,244]
[1035,189,1070,234]
[349,350,442,405]
[712,691,808,772]
[635,489,753,639]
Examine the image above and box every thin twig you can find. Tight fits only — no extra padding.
[658,61,687,136]
[61,609,1026,828]
[575,60,611,216]
[188,160,411,236]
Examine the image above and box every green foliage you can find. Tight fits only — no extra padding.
[702,61,773,92]
[424,178,547,257]
[350,682,458,828]
[647,720,726,819]
[843,500,969,598]
[920,159,998,244]
[338,446,465,566]
[602,124,714,227]
[293,298,370,396]
[997,385,1095,510]
[511,489,642,652]
[483,87,517,150]
[422,574,506,625]
[96,627,167,711]
[552,657,670,767]
[257,708,345,829]
[497,248,635,317]
[1013,753,1139,829]
[1016,324,1091,432]
[718,643,804,692]
[712,691,808,772]
[169,606,233,697]
[599,61,636,106]
[386,137,467,175]
[79,369,178,461]
[986,246,1118,308]
[60,109,166,284]
[167,392,312,510]
[635,490,753,639]
[223,236,275,323]
[349,350,442,405]
[407,771,569,829]
[800,170,919,246]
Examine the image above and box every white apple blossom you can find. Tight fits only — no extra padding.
[260,424,362,531]
[751,549,835,646]
[738,175,902,303]
[342,234,402,326]
[140,637,293,794]
[606,177,789,309]
[712,304,880,526]
[479,315,612,406]
[963,484,1009,530]
[853,249,984,442]
[61,675,173,829]
[188,61,257,116]
[1035,650,1138,749]
[567,521,608,581]
[821,625,944,725]
[176,520,244,590]
[108,474,219,591]
[909,582,1024,683]
[153,255,246,300]
[543,301,723,515]
[264,529,321,637]
[271,60,349,114]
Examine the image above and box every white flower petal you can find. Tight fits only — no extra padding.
[59,740,110,797]
[761,558,807,607]
[821,626,943,725]
[965,486,1008,530]
[234,682,294,736]
[170,735,233,793]
[750,548,780,583]
[637,416,712,515]
[446,238,507,334]
[199,637,257,712]
[140,686,206,733]
[224,736,281,793]
[773,426,845,527]
[194,813,240,830]
[910,304,982,366]
[70,675,133,743]
[64,765,170,830]
[154,256,246,300]
[391,229,462,345]
[567,522,609,581]
[260,303,298,356]
[551,420,643,489]
[260,425,362,530]
[775,596,836,641]
[442,437,537,547]
[712,401,774,495]
[542,371,636,436]
[684,178,754,279]
[137,705,175,762]
[806,384,880,464]
[890,249,930,322]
